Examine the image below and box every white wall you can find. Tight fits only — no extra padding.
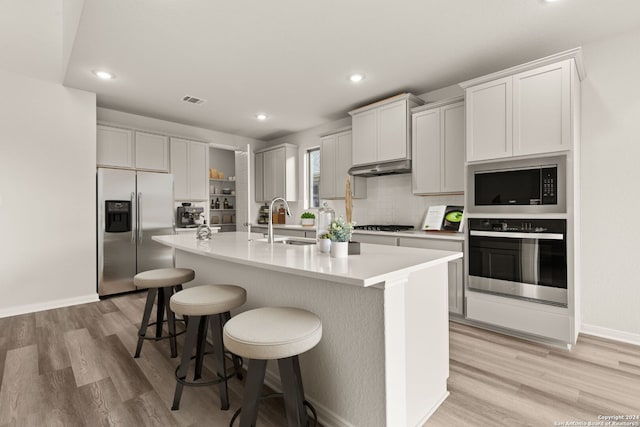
[0,69,97,316]
[580,28,640,342]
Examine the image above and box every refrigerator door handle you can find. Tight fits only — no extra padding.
[138,192,143,243]
[130,192,136,242]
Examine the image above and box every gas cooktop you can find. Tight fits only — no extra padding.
[354,225,415,232]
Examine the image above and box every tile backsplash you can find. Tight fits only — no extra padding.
[276,173,463,229]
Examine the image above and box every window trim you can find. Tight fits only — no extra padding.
[307,146,320,209]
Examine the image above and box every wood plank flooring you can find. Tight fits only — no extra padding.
[1,291,639,426]
[426,322,640,427]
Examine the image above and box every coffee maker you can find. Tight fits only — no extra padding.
[177,206,204,228]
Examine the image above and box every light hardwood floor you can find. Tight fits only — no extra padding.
[1,291,639,426]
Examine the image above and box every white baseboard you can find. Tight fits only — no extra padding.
[264,369,356,427]
[0,294,100,318]
[581,323,640,346]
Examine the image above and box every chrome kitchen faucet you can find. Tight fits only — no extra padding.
[267,197,291,243]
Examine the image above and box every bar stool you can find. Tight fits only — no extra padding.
[170,284,247,411]
[133,267,195,358]
[223,307,322,427]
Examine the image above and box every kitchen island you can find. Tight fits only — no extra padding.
[153,232,462,427]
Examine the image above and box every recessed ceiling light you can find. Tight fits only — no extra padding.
[543,0,560,2]
[349,73,365,83]
[256,113,268,121]
[92,70,115,80]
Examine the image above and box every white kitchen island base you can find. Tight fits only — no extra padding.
[155,233,459,427]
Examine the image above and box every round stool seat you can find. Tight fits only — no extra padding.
[223,307,322,360]
[170,285,247,316]
[134,268,195,288]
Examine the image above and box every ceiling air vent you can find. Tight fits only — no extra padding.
[181,95,207,105]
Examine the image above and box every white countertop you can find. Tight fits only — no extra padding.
[153,232,462,288]
[251,223,465,241]
[175,226,221,232]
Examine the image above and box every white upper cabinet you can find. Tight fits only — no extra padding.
[254,144,297,202]
[412,99,465,195]
[462,56,579,163]
[134,131,169,172]
[513,61,571,156]
[465,77,513,162]
[254,151,264,203]
[349,93,423,166]
[97,125,133,168]
[351,109,377,166]
[97,126,169,172]
[319,130,366,199]
[170,138,208,201]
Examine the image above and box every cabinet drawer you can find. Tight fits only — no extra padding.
[398,237,462,252]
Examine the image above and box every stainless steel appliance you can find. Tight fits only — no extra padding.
[467,156,566,214]
[97,168,174,296]
[177,205,204,228]
[467,218,567,306]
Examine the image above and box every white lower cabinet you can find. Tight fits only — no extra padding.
[398,237,464,315]
[352,234,398,246]
[170,138,208,201]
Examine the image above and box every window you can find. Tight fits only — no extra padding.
[308,148,320,208]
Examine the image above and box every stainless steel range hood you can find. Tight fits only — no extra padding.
[348,159,412,177]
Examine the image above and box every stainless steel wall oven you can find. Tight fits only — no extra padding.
[467,218,567,306]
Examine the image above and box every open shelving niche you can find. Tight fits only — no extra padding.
[209,178,236,229]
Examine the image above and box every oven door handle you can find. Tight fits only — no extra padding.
[469,230,564,240]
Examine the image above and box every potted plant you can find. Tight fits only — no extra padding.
[327,217,355,258]
[301,211,316,226]
[318,233,331,253]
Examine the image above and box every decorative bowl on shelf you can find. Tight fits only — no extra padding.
[222,188,232,194]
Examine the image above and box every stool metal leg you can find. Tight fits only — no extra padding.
[172,315,201,410]
[134,288,157,358]
[210,314,229,410]
[278,356,308,427]
[223,311,244,380]
[155,287,166,339]
[239,359,267,427]
[194,316,209,380]
[163,286,178,358]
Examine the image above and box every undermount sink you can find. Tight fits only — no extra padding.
[254,236,316,246]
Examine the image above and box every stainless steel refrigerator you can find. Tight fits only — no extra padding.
[97,168,174,296]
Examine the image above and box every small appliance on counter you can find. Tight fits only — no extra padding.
[257,204,270,224]
[177,205,204,228]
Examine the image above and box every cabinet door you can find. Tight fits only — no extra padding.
[335,132,353,197]
[254,152,264,202]
[170,138,189,200]
[188,141,208,200]
[263,147,285,201]
[448,258,464,315]
[466,77,513,162]
[440,102,465,193]
[412,109,441,194]
[513,60,571,156]
[97,125,133,168]
[377,99,407,162]
[351,109,377,166]
[319,136,336,199]
[135,132,169,172]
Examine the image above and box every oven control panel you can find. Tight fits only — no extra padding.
[469,218,566,234]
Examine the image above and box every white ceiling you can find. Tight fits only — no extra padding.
[63,0,640,141]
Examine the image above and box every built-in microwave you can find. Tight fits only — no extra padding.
[467,156,566,214]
